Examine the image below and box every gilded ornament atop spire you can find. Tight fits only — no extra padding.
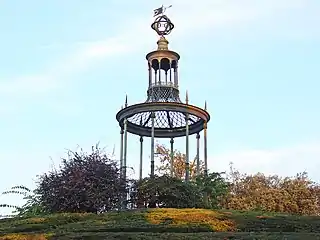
[157,36,169,50]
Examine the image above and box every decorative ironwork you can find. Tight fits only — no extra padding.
[116,9,210,209]
[151,15,174,36]
[116,102,209,138]
[146,86,181,103]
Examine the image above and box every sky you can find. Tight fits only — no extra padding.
[0,0,319,215]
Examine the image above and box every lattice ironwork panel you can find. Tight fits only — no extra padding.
[146,86,181,103]
[127,110,200,129]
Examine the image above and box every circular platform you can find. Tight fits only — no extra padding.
[116,102,210,138]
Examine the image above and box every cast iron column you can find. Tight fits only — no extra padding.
[119,128,124,210]
[170,138,174,177]
[139,136,143,180]
[150,112,155,178]
[148,62,152,87]
[185,115,190,182]
[196,132,200,176]
[185,92,190,182]
[203,120,208,176]
[122,118,128,209]
[119,128,124,178]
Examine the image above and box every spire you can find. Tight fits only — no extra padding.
[185,90,189,104]
[125,95,128,107]
[204,101,207,111]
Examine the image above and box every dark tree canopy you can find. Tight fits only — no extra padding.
[36,146,121,213]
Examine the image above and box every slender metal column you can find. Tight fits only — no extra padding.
[154,71,157,85]
[119,129,124,178]
[122,118,128,209]
[204,101,208,176]
[158,61,161,84]
[150,112,156,178]
[185,115,190,182]
[170,138,174,177]
[148,62,152,87]
[169,61,172,83]
[139,136,143,180]
[185,92,190,182]
[196,133,200,176]
[203,120,208,176]
[174,64,178,87]
[118,128,124,210]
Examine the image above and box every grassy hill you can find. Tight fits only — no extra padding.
[0,208,320,239]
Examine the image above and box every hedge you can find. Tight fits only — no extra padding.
[0,208,319,239]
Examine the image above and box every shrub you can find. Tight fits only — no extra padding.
[35,145,122,213]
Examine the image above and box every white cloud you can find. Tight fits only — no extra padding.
[211,141,320,182]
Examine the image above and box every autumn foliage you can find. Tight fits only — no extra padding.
[154,144,320,216]
[146,208,236,232]
[155,144,204,179]
[222,163,320,215]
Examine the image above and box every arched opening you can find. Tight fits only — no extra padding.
[151,59,159,71]
[160,58,170,71]
[151,59,159,85]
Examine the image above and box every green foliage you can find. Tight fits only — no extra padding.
[47,232,320,240]
[194,172,229,209]
[0,210,320,239]
[130,173,229,209]
[131,175,201,208]
[0,186,47,218]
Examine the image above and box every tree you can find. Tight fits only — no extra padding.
[36,145,122,213]
[222,163,320,215]
[155,144,205,179]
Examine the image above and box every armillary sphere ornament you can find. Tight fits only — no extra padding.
[151,5,174,36]
[151,15,174,36]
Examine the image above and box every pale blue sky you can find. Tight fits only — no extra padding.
[0,0,320,215]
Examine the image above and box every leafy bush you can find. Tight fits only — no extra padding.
[35,145,122,213]
[130,173,228,209]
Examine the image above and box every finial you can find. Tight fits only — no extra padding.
[125,95,128,107]
[151,5,174,36]
[204,101,207,110]
[157,36,169,50]
[186,90,189,104]
[121,105,123,110]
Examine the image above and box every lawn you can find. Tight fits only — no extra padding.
[0,208,320,239]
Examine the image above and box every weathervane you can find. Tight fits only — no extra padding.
[153,4,172,17]
[151,5,174,36]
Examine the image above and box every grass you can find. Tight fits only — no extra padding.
[0,208,319,239]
